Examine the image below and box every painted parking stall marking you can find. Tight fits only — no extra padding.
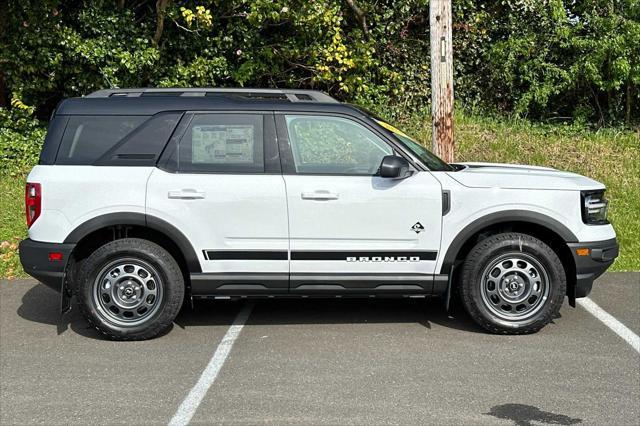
[577,297,640,354]
[169,302,254,426]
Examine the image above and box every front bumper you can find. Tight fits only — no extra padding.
[568,237,619,298]
[19,239,75,293]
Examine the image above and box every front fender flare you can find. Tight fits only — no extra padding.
[439,210,578,274]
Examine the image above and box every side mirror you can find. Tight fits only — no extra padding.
[379,155,411,179]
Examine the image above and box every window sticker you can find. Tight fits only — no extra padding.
[191,125,254,164]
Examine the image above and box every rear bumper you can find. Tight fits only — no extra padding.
[19,239,75,293]
[568,238,619,298]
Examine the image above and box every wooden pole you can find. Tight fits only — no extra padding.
[430,0,454,162]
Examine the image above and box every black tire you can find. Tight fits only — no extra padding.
[459,232,566,334]
[76,238,184,340]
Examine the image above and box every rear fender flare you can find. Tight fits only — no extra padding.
[63,212,201,273]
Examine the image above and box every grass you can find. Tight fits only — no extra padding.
[0,174,27,279]
[1,114,638,278]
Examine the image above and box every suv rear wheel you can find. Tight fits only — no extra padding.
[459,232,566,334]
[76,238,184,340]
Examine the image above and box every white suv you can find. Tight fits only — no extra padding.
[19,88,618,340]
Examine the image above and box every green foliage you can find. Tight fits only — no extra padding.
[0,173,26,279]
[454,0,640,124]
[0,1,638,125]
[0,105,45,176]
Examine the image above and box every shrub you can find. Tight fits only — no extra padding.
[0,107,46,176]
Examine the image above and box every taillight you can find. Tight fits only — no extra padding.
[25,183,41,228]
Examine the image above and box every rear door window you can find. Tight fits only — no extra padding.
[55,115,147,165]
[175,114,264,173]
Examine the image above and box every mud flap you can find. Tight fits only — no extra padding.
[59,273,72,314]
[59,257,75,314]
[445,263,457,312]
[568,281,576,308]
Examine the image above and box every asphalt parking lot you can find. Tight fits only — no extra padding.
[1,273,638,425]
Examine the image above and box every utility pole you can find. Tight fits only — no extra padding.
[429,0,454,162]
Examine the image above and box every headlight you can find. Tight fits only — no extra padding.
[581,190,609,224]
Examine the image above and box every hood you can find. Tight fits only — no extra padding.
[447,162,605,191]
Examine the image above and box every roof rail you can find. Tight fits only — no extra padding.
[86,88,339,103]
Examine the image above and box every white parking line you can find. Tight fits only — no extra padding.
[168,302,254,426]
[577,297,640,354]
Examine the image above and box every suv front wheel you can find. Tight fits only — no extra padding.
[459,232,566,334]
[76,238,184,340]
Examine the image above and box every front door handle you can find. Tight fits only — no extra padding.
[168,189,206,200]
[301,190,339,200]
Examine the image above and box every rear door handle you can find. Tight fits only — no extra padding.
[168,189,206,199]
[301,190,339,200]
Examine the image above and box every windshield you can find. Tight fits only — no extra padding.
[354,106,454,172]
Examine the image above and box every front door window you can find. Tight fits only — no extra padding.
[285,115,393,175]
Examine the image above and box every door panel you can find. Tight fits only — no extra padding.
[284,173,442,293]
[147,113,289,293]
[147,170,289,291]
[278,113,443,294]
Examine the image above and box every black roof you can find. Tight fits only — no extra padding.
[55,87,370,118]
[56,96,364,116]
[55,96,368,118]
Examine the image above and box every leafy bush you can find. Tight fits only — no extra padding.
[0,106,46,176]
[1,1,637,125]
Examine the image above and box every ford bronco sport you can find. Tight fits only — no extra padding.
[19,88,619,340]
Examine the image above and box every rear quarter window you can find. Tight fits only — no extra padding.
[94,113,182,166]
[55,115,148,165]
[38,115,69,165]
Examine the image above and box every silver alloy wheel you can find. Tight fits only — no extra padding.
[93,258,163,326]
[480,253,550,321]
